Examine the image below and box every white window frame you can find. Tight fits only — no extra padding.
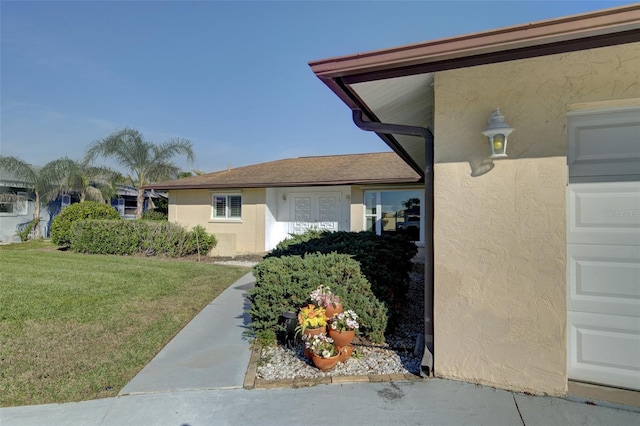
[113,198,125,216]
[364,189,424,245]
[61,194,71,209]
[0,192,28,216]
[211,193,242,221]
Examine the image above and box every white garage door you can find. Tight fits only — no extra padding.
[567,105,640,391]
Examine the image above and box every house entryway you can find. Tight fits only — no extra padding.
[289,192,342,235]
[566,105,640,391]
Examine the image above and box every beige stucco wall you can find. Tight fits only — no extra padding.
[168,188,266,256]
[350,186,365,232]
[433,42,640,395]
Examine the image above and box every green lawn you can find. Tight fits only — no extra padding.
[0,240,251,407]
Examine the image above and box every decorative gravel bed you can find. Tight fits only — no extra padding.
[256,264,425,381]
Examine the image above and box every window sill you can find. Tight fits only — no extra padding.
[209,219,242,223]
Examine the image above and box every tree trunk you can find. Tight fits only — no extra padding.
[33,193,41,239]
[136,188,145,219]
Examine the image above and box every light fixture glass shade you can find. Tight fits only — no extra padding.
[482,108,514,159]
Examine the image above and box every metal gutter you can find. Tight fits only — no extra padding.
[308,6,640,171]
[352,109,435,376]
[143,177,423,191]
[309,4,640,79]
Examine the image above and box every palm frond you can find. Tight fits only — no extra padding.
[0,156,37,186]
[84,127,194,218]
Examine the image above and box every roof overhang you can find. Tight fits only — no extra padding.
[309,4,640,174]
[146,177,421,191]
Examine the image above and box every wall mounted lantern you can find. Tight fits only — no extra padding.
[482,108,514,159]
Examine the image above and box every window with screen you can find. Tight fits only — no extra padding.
[212,194,242,219]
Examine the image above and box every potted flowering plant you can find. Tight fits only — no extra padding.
[305,333,340,371]
[306,333,338,358]
[328,309,359,347]
[310,285,342,318]
[296,304,327,336]
[330,309,359,332]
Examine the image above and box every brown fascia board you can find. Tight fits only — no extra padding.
[308,4,640,175]
[144,177,423,191]
[309,4,640,80]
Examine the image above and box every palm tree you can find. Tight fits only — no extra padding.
[177,169,206,179]
[401,197,421,210]
[45,157,121,203]
[0,156,63,238]
[85,127,194,219]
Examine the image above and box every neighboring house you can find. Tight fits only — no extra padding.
[0,170,50,243]
[110,186,167,219]
[0,174,164,243]
[309,4,640,404]
[146,152,424,257]
[43,186,164,222]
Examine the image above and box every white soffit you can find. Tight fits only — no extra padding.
[351,73,434,172]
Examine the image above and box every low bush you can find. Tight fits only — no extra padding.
[50,201,121,246]
[267,230,418,325]
[248,252,388,343]
[16,218,40,242]
[141,210,168,221]
[70,221,217,257]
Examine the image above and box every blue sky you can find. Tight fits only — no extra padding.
[1,0,634,174]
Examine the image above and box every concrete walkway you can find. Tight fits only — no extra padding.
[120,272,255,394]
[2,272,639,426]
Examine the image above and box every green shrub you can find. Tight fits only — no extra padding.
[248,252,388,343]
[50,201,121,246]
[141,210,168,221]
[267,230,417,325]
[275,228,325,249]
[70,220,217,257]
[16,218,40,242]
[187,225,217,255]
[70,220,139,255]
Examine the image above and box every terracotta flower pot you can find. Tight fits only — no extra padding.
[303,344,313,359]
[324,303,343,320]
[328,328,355,348]
[337,345,353,363]
[312,352,340,371]
[303,326,326,337]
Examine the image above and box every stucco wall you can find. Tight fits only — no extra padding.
[0,198,39,243]
[350,187,364,232]
[264,186,352,250]
[168,188,266,256]
[432,42,640,395]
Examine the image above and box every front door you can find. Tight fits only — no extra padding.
[290,193,341,234]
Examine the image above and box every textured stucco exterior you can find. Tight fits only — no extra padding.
[167,183,426,256]
[168,188,266,256]
[349,186,365,232]
[432,43,640,395]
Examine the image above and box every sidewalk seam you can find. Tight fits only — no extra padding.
[512,393,526,426]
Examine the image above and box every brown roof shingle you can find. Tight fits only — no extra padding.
[146,152,422,190]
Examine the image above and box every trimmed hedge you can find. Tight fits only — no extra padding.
[50,201,121,246]
[267,230,418,323]
[248,252,388,343]
[70,221,217,257]
[141,210,168,221]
